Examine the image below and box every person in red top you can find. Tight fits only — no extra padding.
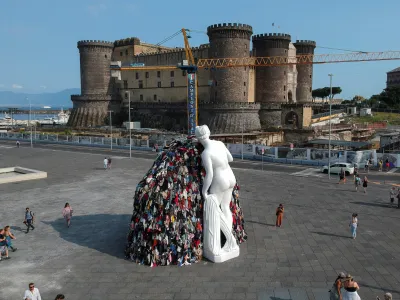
[276,204,284,227]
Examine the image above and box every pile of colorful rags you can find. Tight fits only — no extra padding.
[125,137,247,267]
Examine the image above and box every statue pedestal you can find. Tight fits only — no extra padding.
[204,247,240,263]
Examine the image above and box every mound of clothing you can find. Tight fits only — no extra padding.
[125,137,247,267]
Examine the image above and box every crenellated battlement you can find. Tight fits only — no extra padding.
[114,37,141,47]
[294,40,316,47]
[77,40,114,48]
[201,102,261,110]
[252,33,291,41]
[207,23,253,37]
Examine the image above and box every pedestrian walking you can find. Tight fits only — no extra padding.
[354,174,361,192]
[342,274,361,300]
[24,207,35,233]
[54,294,65,300]
[3,226,17,252]
[390,187,397,208]
[0,229,11,260]
[107,157,112,169]
[62,203,73,228]
[349,213,358,239]
[385,159,390,172]
[16,140,20,148]
[364,159,369,173]
[377,292,393,300]
[378,159,383,172]
[329,272,345,300]
[103,157,108,170]
[24,283,42,300]
[275,204,284,227]
[338,168,346,184]
[362,176,368,193]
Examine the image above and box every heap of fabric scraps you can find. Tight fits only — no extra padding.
[125,137,247,266]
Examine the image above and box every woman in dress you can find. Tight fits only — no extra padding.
[362,176,368,193]
[62,203,73,228]
[329,272,345,300]
[342,274,361,300]
[276,204,284,227]
[349,213,358,239]
[3,226,17,252]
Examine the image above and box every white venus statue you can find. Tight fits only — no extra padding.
[195,125,240,263]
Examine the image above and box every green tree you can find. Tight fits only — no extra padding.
[381,86,400,109]
[352,95,366,102]
[312,86,342,101]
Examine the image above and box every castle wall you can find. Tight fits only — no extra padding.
[293,40,316,103]
[208,23,252,103]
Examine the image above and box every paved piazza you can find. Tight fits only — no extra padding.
[1,144,399,300]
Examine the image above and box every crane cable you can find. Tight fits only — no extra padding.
[140,29,183,55]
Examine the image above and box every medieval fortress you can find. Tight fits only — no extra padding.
[68,23,316,133]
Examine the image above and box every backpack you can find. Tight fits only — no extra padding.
[30,211,35,221]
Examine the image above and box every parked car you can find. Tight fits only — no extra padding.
[321,162,354,175]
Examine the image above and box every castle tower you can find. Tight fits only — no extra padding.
[201,23,261,133]
[293,40,316,103]
[68,40,119,128]
[252,33,291,129]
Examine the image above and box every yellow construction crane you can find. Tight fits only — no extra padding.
[110,29,400,135]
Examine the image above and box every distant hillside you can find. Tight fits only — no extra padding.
[0,88,80,108]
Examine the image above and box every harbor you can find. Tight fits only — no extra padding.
[0,108,70,127]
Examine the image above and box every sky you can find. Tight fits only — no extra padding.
[1,0,400,99]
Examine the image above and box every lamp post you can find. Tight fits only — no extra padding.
[27,97,33,148]
[108,110,113,150]
[126,91,132,158]
[240,106,245,160]
[328,74,333,179]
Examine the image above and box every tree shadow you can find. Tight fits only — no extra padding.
[360,283,400,294]
[270,297,292,300]
[351,201,390,208]
[42,213,131,259]
[247,220,275,227]
[311,231,352,239]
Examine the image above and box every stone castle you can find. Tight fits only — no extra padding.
[68,23,316,133]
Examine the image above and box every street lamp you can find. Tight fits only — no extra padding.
[240,106,245,160]
[328,74,333,179]
[125,91,132,158]
[108,110,113,150]
[27,97,33,148]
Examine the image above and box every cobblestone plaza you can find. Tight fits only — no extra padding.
[1,145,399,300]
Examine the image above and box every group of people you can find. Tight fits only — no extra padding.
[337,167,369,193]
[103,157,112,170]
[23,282,65,300]
[0,225,17,261]
[330,272,392,300]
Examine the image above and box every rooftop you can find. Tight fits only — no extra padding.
[388,67,400,73]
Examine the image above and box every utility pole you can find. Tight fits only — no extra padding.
[108,110,113,150]
[28,97,33,148]
[126,91,132,158]
[328,74,333,179]
[241,106,244,160]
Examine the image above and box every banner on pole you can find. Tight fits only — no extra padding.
[187,73,197,135]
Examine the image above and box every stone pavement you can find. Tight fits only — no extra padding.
[0,145,399,300]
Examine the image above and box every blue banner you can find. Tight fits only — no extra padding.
[187,73,197,135]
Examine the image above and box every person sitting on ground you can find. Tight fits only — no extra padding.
[377,292,393,300]
[3,226,17,252]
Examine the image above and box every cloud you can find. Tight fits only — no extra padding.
[87,3,107,16]
[40,85,47,89]
[0,84,5,88]
[12,84,23,89]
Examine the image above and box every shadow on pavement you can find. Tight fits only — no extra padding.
[351,201,390,208]
[311,231,352,239]
[10,225,26,232]
[43,213,131,259]
[247,220,275,227]
[361,283,400,294]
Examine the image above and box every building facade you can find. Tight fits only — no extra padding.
[387,67,400,88]
[68,23,316,133]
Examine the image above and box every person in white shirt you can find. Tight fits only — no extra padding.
[24,282,41,300]
[103,157,108,170]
